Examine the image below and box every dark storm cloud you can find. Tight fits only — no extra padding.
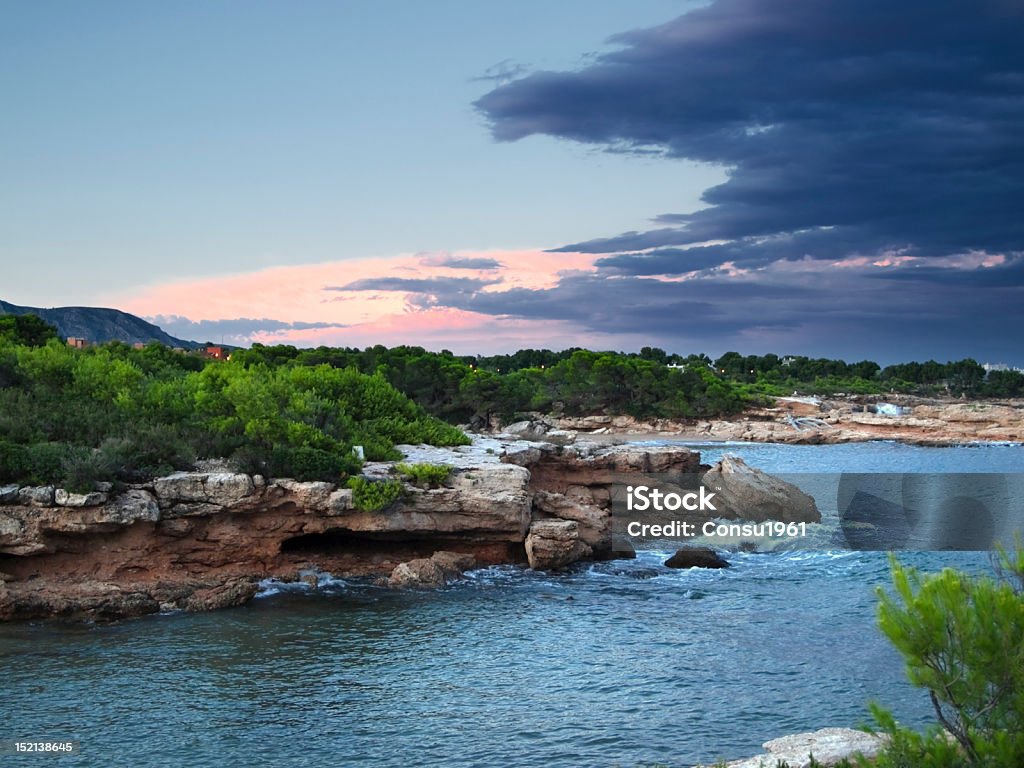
[418,254,504,270]
[476,0,1024,272]
[331,276,502,309]
[863,255,1024,287]
[331,276,499,294]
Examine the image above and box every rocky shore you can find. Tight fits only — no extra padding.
[537,395,1024,446]
[0,436,818,622]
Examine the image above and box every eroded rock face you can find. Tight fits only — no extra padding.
[0,438,807,621]
[54,489,108,507]
[154,472,256,508]
[525,519,592,570]
[703,456,820,524]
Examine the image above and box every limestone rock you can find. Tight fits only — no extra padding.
[102,489,160,525]
[665,547,730,569]
[0,580,11,621]
[271,479,335,511]
[18,486,55,507]
[525,519,592,570]
[153,472,255,508]
[326,488,354,514]
[430,551,477,579]
[184,578,259,612]
[0,485,19,504]
[703,456,819,523]
[710,727,885,768]
[388,551,477,588]
[504,420,552,440]
[55,489,109,507]
[388,558,447,587]
[533,489,610,551]
[343,464,532,540]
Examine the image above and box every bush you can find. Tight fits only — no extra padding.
[269,445,360,482]
[868,546,1024,767]
[395,462,452,488]
[60,449,115,493]
[346,476,403,512]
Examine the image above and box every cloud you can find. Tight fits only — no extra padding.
[149,315,349,344]
[418,254,504,270]
[476,0,1024,273]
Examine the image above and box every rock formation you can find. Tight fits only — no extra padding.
[0,437,820,621]
[665,547,730,569]
[525,520,592,570]
[703,456,820,524]
[699,726,885,768]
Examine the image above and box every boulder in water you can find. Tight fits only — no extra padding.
[665,547,730,569]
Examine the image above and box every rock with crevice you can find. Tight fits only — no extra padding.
[388,551,477,588]
[703,456,820,524]
[153,472,256,509]
[55,489,109,507]
[18,486,55,507]
[533,489,610,551]
[525,519,592,570]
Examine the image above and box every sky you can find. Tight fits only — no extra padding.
[2,0,1023,364]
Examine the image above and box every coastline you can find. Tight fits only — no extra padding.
[538,395,1024,447]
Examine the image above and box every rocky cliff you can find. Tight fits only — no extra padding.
[0,438,814,622]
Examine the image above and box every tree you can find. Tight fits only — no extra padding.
[872,546,1024,766]
[0,313,59,347]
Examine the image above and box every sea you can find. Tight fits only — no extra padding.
[2,441,1022,767]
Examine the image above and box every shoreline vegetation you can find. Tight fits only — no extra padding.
[1,314,1021,490]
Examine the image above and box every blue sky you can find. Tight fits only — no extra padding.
[2,1,716,300]
[3,1,1023,364]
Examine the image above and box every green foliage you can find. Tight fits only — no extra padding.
[395,462,452,488]
[268,445,359,483]
[346,476,403,512]
[0,337,468,486]
[869,547,1024,767]
[0,313,59,347]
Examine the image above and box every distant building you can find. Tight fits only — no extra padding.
[67,337,89,349]
[204,346,226,360]
[983,362,1024,374]
[132,342,146,350]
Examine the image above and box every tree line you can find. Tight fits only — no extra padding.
[2,314,1021,487]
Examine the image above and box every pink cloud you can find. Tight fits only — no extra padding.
[102,249,598,351]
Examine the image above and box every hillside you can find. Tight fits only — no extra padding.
[0,299,198,348]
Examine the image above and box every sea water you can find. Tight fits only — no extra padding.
[2,442,1021,767]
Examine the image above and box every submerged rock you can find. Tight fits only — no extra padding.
[388,551,478,588]
[665,547,730,569]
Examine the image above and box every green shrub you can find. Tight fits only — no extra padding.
[868,546,1024,767]
[60,449,115,493]
[395,462,452,488]
[346,476,403,512]
[268,445,359,482]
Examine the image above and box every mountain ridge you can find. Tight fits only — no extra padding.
[0,299,200,348]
